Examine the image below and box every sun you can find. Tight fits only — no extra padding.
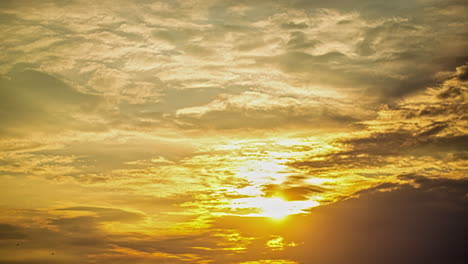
[229,197,319,220]
[259,197,297,219]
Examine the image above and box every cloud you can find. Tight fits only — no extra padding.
[291,64,467,176]
[175,91,366,130]
[56,207,144,223]
[0,223,27,239]
[0,67,101,136]
[0,0,466,140]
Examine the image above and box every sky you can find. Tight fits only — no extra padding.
[0,0,467,263]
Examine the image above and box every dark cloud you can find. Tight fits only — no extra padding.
[287,176,468,264]
[0,261,62,264]
[292,130,467,172]
[0,218,240,263]
[0,223,27,239]
[343,131,468,156]
[456,64,468,81]
[0,220,104,264]
[0,206,147,264]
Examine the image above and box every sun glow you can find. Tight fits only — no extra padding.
[229,197,320,219]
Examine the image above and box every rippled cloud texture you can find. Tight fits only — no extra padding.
[0,0,467,263]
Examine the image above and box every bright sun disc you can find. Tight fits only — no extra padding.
[260,198,296,219]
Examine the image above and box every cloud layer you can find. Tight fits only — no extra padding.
[0,0,467,263]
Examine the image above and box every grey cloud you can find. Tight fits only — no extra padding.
[56,206,144,222]
[281,22,309,30]
[456,64,468,81]
[46,207,144,239]
[343,130,438,154]
[286,31,320,50]
[291,0,430,17]
[134,86,247,113]
[0,220,106,264]
[0,68,101,136]
[116,233,216,255]
[261,3,467,99]
[292,130,467,172]
[37,137,195,172]
[176,105,360,130]
[259,46,459,100]
[356,19,421,57]
[0,215,243,263]
[0,202,219,263]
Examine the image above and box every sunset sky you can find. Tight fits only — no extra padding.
[0,0,467,263]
